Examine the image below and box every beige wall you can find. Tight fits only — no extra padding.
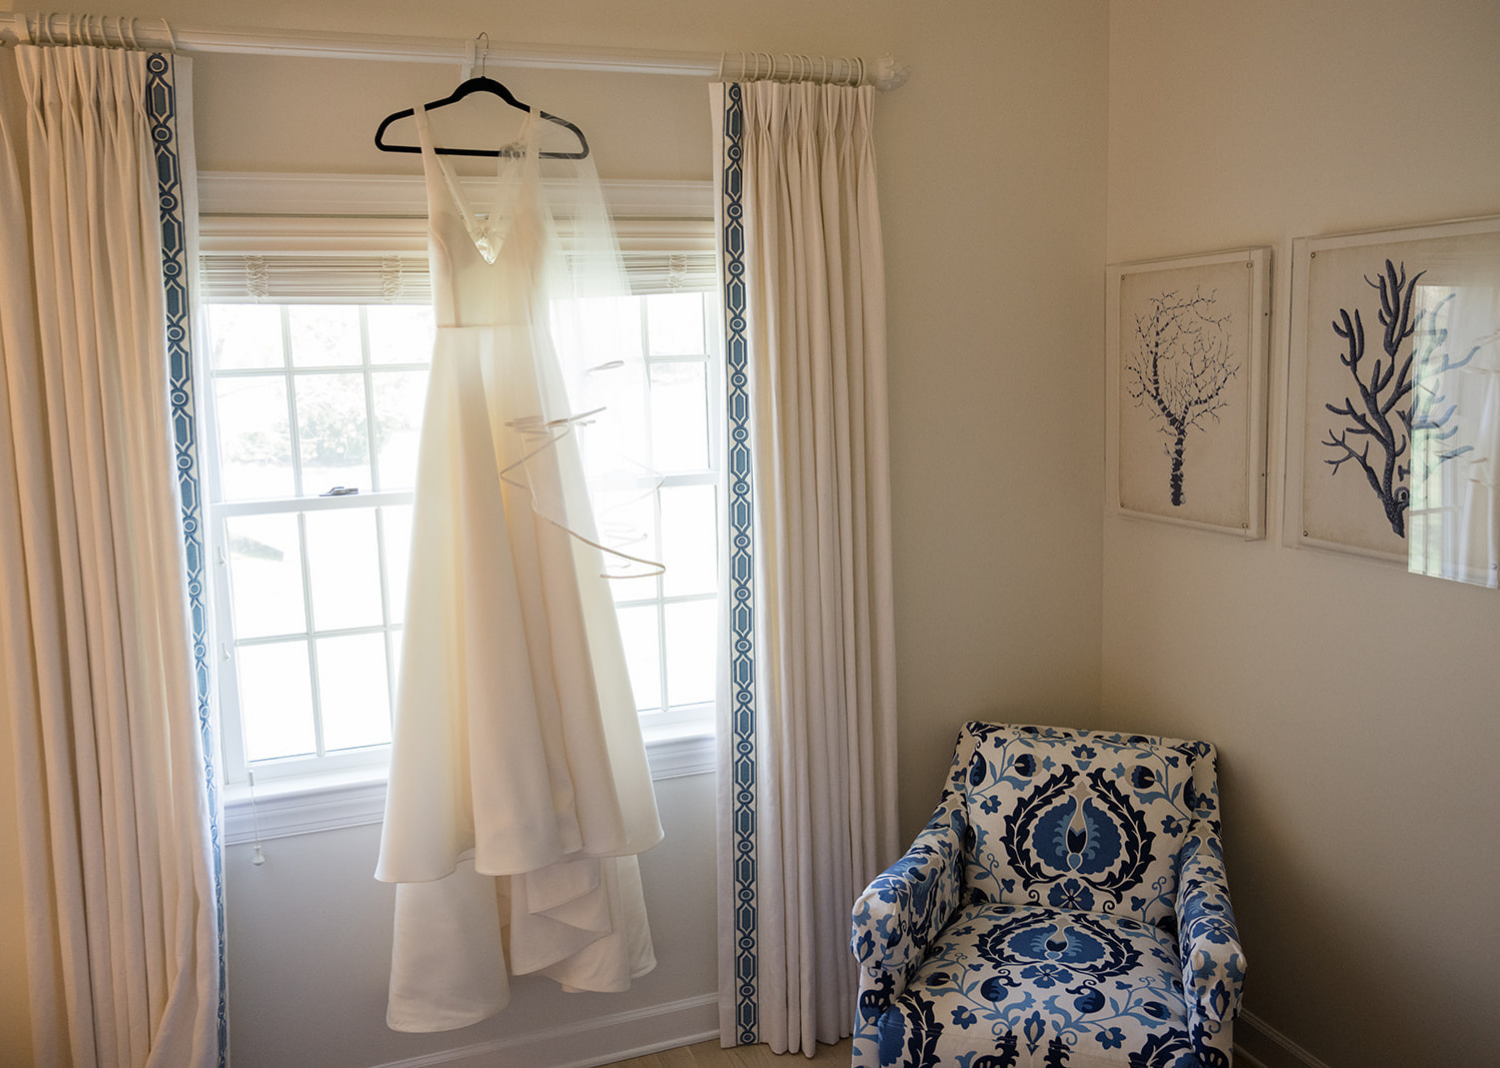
[0,1,1109,1064]
[1105,2,1500,1065]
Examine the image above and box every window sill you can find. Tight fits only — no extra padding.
[223,729,715,845]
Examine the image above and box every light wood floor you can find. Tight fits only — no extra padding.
[605,1036,853,1067]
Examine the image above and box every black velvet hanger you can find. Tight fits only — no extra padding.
[373,71,589,160]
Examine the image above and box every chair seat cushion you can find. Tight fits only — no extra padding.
[877,902,1201,1068]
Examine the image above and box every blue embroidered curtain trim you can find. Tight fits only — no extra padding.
[720,81,760,1048]
[146,51,228,1066]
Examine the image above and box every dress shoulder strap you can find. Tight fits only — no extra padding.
[413,104,435,154]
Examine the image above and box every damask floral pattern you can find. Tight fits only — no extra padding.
[851,723,1244,1068]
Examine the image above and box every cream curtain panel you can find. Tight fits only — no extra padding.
[0,45,223,1066]
[711,80,900,1055]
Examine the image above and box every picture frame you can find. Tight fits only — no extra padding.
[1106,248,1271,538]
[1286,215,1500,586]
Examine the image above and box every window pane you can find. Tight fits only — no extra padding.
[372,371,428,490]
[646,292,706,356]
[556,295,642,369]
[381,505,414,624]
[305,509,384,632]
[367,305,434,365]
[664,599,715,708]
[296,373,372,495]
[288,305,362,367]
[317,633,392,751]
[660,484,717,597]
[208,305,283,370]
[238,641,316,762]
[649,362,709,471]
[214,376,294,500]
[577,361,649,482]
[225,514,306,639]
[615,604,662,712]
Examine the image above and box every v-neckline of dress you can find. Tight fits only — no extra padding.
[416,104,539,266]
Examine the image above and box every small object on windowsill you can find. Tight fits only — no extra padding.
[320,486,359,496]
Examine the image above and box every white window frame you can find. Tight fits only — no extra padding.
[199,173,721,843]
[205,313,423,787]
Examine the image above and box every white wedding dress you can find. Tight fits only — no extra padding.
[374,104,663,1032]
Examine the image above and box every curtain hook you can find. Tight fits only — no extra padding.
[717,51,726,81]
[127,16,141,50]
[160,18,178,52]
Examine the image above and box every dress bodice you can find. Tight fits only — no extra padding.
[415,105,546,329]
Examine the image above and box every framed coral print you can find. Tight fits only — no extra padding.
[1106,248,1271,538]
[1286,215,1500,586]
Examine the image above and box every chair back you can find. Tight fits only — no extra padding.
[954,722,1219,928]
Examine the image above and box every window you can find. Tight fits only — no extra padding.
[592,291,723,740]
[202,280,723,791]
[205,302,433,783]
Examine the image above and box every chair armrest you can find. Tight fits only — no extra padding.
[851,793,967,1022]
[1176,823,1246,1059]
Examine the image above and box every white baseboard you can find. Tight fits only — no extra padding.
[1234,1010,1333,1068]
[368,993,719,1068]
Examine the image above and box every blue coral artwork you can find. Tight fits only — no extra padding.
[1293,218,1500,586]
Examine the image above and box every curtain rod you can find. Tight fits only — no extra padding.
[0,13,909,89]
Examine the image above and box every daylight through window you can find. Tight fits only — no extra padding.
[202,288,722,785]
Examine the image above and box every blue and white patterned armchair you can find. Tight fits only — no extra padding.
[851,722,1245,1068]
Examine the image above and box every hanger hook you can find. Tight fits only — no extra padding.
[476,32,489,77]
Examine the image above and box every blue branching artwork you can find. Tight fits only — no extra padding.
[1124,288,1238,507]
[1322,260,1475,538]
